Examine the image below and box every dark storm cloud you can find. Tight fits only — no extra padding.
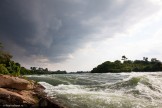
[0,0,159,64]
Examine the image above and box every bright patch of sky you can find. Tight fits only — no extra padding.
[49,0,162,72]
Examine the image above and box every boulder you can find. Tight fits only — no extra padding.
[0,75,34,90]
[0,75,66,107]
[0,88,37,105]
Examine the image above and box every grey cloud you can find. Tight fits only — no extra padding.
[0,0,160,66]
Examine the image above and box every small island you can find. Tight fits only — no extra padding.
[91,56,162,73]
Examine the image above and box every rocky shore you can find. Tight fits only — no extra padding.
[0,74,66,108]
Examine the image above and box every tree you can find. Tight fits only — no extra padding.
[151,58,158,62]
[0,64,9,74]
[0,50,12,64]
[44,68,48,72]
[20,67,31,75]
[91,57,162,73]
[30,67,37,71]
[122,55,127,61]
[0,42,31,76]
[7,61,20,76]
[143,57,148,62]
[114,60,121,64]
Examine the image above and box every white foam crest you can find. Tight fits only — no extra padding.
[134,73,162,102]
[38,82,57,97]
[105,72,162,105]
[37,73,162,108]
[122,72,162,81]
[39,81,123,97]
[39,81,54,89]
[26,74,51,77]
[53,84,87,94]
[53,85,156,108]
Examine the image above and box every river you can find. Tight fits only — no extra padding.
[27,72,162,108]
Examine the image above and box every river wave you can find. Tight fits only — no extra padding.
[27,72,162,108]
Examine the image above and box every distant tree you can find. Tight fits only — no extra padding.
[143,57,148,62]
[30,67,50,74]
[124,60,133,64]
[114,60,121,64]
[91,57,162,73]
[38,67,44,72]
[53,70,67,74]
[122,55,127,61]
[30,67,37,71]
[151,58,158,62]
[44,68,48,72]
[20,67,31,75]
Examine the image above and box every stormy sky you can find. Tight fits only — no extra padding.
[1,0,162,71]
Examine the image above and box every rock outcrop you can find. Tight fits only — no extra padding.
[0,88,37,105]
[0,74,66,108]
[0,75,34,90]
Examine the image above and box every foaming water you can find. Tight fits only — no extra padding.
[27,72,162,108]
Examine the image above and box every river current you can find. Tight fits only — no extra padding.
[27,72,162,108]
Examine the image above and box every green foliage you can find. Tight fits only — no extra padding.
[30,67,67,74]
[91,57,162,73]
[91,61,127,73]
[4,61,21,76]
[0,42,30,76]
[0,51,12,64]
[30,67,50,74]
[0,64,9,74]
[20,67,31,75]
[52,70,67,74]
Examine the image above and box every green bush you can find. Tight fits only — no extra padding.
[0,64,9,74]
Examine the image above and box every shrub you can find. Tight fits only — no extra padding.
[0,64,9,74]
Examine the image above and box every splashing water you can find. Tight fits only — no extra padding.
[27,72,162,108]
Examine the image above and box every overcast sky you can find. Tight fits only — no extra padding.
[1,0,162,72]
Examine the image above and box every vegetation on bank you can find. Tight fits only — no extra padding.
[1,42,162,75]
[30,67,67,74]
[0,42,66,75]
[91,56,162,73]
[0,43,31,76]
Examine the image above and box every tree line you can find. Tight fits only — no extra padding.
[30,67,67,74]
[0,43,31,75]
[1,42,161,75]
[0,43,66,75]
[91,56,162,73]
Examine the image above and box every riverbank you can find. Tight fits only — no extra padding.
[0,74,65,108]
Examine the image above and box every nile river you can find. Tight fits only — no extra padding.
[27,72,162,108]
